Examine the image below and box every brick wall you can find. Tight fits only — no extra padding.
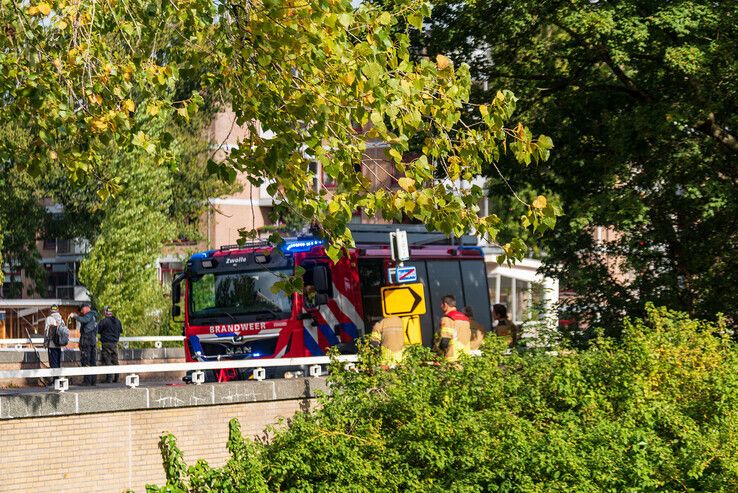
[0,398,311,493]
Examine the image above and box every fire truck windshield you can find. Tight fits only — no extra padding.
[189,268,292,321]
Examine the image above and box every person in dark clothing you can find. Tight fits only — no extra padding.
[493,304,517,348]
[97,306,123,383]
[72,303,98,386]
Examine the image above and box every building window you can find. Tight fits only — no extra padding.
[308,161,319,192]
[322,169,337,188]
[349,210,362,224]
[160,262,184,287]
[45,261,82,299]
[490,275,548,323]
[42,239,57,251]
[514,281,530,323]
[498,276,512,307]
[1,272,23,298]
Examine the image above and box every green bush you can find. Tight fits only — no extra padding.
[149,305,738,492]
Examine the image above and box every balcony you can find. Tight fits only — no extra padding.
[56,239,90,256]
[53,285,89,301]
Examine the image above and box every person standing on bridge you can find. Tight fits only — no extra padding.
[43,304,65,371]
[71,303,98,386]
[438,295,471,362]
[97,306,122,383]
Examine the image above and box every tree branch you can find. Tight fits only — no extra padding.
[694,112,738,154]
[583,84,650,99]
[551,19,654,103]
[601,54,653,103]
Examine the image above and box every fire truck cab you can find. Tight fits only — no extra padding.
[172,225,491,366]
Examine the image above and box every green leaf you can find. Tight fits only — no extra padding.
[338,13,353,28]
[378,12,393,26]
[398,177,416,192]
[362,62,382,81]
[407,13,423,30]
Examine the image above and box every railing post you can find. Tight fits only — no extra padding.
[309,365,322,378]
[253,368,266,381]
[125,374,139,388]
[54,377,69,393]
[191,370,205,385]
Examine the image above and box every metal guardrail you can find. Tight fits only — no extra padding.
[0,355,359,393]
[0,336,184,350]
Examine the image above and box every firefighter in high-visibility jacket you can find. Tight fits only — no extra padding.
[463,305,486,351]
[369,315,405,365]
[438,295,471,362]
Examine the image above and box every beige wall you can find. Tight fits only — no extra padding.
[355,142,395,224]
[207,108,250,151]
[0,399,312,493]
[593,226,633,285]
[162,111,275,257]
[208,201,272,247]
[203,112,274,246]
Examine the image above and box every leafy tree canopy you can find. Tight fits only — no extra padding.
[150,306,738,492]
[0,103,230,301]
[0,1,233,293]
[416,0,738,330]
[0,159,48,296]
[1,0,556,272]
[78,129,175,334]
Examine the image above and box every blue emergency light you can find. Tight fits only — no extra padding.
[191,250,215,260]
[280,238,324,254]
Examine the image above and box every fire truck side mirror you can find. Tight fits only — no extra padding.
[171,274,184,320]
[171,273,184,304]
[314,293,329,306]
[313,265,330,293]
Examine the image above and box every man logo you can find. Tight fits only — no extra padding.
[224,256,249,265]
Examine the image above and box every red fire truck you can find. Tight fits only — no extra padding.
[171,225,492,370]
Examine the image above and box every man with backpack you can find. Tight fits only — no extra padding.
[43,304,68,370]
[71,303,98,386]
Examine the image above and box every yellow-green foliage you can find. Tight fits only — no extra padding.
[151,305,738,492]
[1,0,556,267]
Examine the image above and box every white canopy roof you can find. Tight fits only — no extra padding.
[0,299,83,309]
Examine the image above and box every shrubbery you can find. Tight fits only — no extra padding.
[149,305,738,492]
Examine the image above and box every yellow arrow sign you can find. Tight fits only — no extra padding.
[381,282,426,317]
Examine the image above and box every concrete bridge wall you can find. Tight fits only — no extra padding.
[0,378,327,493]
[0,347,186,387]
